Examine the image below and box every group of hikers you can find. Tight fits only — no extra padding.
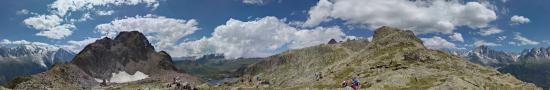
[342,77,361,90]
[168,76,195,90]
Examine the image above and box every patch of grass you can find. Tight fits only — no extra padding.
[403,77,438,90]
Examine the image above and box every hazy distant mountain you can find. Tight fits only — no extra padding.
[173,54,262,84]
[445,45,550,88]
[463,45,519,68]
[519,47,550,63]
[0,45,75,84]
[498,46,550,88]
[228,26,538,89]
[11,31,202,89]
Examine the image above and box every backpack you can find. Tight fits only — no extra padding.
[352,79,359,86]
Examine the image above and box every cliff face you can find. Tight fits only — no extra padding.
[232,26,538,89]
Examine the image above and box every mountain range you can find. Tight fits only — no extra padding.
[0,45,75,84]
[1,27,547,89]
[446,45,550,88]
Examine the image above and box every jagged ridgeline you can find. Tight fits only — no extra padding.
[9,31,202,89]
[228,26,539,89]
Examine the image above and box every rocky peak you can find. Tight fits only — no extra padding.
[71,31,175,79]
[327,39,337,44]
[370,26,424,49]
[114,31,155,52]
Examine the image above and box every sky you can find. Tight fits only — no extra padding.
[0,0,549,59]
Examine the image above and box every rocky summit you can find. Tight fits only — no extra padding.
[219,26,539,89]
[10,31,202,89]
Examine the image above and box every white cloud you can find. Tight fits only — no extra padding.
[421,36,457,49]
[474,40,501,47]
[22,14,76,39]
[497,36,507,41]
[96,10,115,16]
[96,14,199,53]
[49,0,159,16]
[303,0,332,27]
[479,27,503,36]
[304,0,497,34]
[16,9,30,15]
[510,15,530,25]
[509,32,539,46]
[23,0,161,39]
[70,13,93,22]
[58,37,100,52]
[449,32,464,42]
[242,0,272,5]
[175,16,347,59]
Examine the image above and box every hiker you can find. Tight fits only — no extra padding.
[341,80,349,87]
[100,79,108,86]
[351,77,360,90]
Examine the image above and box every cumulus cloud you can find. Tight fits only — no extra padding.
[303,0,332,27]
[58,37,100,52]
[174,16,347,59]
[304,0,497,34]
[474,40,501,47]
[96,14,199,52]
[23,0,161,39]
[421,36,457,49]
[49,0,159,16]
[479,27,503,36]
[509,32,539,46]
[449,33,464,42]
[510,15,530,25]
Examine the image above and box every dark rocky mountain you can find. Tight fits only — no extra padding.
[0,45,75,84]
[328,39,338,44]
[463,45,519,68]
[10,31,202,89]
[220,26,538,89]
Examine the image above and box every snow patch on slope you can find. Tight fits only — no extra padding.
[94,71,149,83]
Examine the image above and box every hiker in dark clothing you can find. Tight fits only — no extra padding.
[351,77,360,90]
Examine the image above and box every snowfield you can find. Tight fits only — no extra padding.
[94,71,149,83]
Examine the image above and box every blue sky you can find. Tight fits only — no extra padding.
[0,0,548,58]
